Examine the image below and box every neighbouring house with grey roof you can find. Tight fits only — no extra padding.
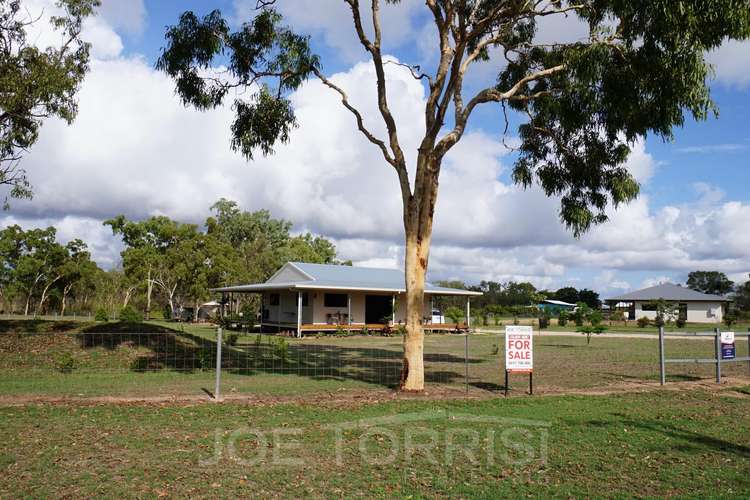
[605,283,730,324]
[212,262,482,336]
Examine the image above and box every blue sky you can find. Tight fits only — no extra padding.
[5,0,750,296]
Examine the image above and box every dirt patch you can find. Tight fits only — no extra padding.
[1,376,748,408]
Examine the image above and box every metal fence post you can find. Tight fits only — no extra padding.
[464,333,469,393]
[215,327,223,401]
[658,326,665,385]
[714,327,721,384]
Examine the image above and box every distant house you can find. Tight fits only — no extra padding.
[211,262,482,336]
[537,299,577,313]
[605,283,730,324]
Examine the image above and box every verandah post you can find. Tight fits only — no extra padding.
[296,290,302,338]
[466,297,471,330]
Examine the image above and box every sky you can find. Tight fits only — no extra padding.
[3,0,750,297]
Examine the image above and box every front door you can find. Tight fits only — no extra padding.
[365,295,392,324]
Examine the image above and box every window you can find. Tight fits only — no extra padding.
[302,293,309,307]
[269,293,280,306]
[324,293,347,308]
[641,303,657,311]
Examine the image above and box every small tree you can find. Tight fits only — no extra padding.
[444,306,464,326]
[557,311,569,327]
[723,311,738,329]
[648,298,678,327]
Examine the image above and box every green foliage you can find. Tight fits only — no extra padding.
[723,311,738,329]
[156,8,318,160]
[94,308,108,322]
[444,306,464,325]
[196,347,210,370]
[687,271,734,296]
[577,325,607,345]
[273,337,289,362]
[587,309,603,327]
[676,317,686,328]
[225,333,239,346]
[648,299,678,327]
[0,0,99,205]
[637,317,651,328]
[119,305,143,324]
[557,311,568,327]
[538,313,550,329]
[54,351,78,373]
[609,310,626,323]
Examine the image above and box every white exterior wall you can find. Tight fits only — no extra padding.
[633,301,723,324]
[263,290,440,325]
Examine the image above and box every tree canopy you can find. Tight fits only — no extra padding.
[686,270,734,296]
[0,0,99,206]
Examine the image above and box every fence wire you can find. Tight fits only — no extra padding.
[2,329,749,399]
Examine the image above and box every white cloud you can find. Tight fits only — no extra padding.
[3,3,749,297]
[707,39,750,89]
[98,0,147,36]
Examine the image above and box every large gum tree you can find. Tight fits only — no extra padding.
[157,0,750,391]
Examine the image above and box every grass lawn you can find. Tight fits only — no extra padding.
[1,319,749,399]
[478,317,750,334]
[0,388,748,497]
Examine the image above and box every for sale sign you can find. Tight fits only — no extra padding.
[505,326,533,373]
[721,331,736,360]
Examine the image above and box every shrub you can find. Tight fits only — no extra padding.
[538,314,550,329]
[490,344,499,355]
[94,308,109,322]
[163,304,173,320]
[675,317,686,328]
[578,325,607,345]
[273,337,289,362]
[119,305,143,323]
[196,347,211,370]
[360,326,370,336]
[637,316,650,328]
[610,310,626,323]
[225,333,239,346]
[444,306,464,325]
[723,311,737,328]
[557,311,569,327]
[513,316,519,326]
[587,310,604,327]
[55,352,78,373]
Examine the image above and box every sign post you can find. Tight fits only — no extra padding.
[504,325,534,396]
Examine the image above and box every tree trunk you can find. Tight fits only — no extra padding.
[145,267,153,320]
[37,275,62,315]
[194,300,200,323]
[399,159,439,392]
[60,283,73,316]
[401,228,426,391]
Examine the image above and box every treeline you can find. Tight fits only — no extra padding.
[0,199,348,318]
[434,280,601,316]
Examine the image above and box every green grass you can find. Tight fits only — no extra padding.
[0,389,748,497]
[479,317,750,334]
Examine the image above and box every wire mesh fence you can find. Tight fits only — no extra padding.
[1,328,749,399]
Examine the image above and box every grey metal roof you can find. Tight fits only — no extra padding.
[212,261,482,296]
[607,283,729,302]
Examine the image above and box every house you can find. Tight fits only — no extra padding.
[537,299,577,313]
[211,262,482,336]
[605,283,730,324]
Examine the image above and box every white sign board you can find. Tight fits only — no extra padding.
[505,325,533,373]
[721,331,735,344]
